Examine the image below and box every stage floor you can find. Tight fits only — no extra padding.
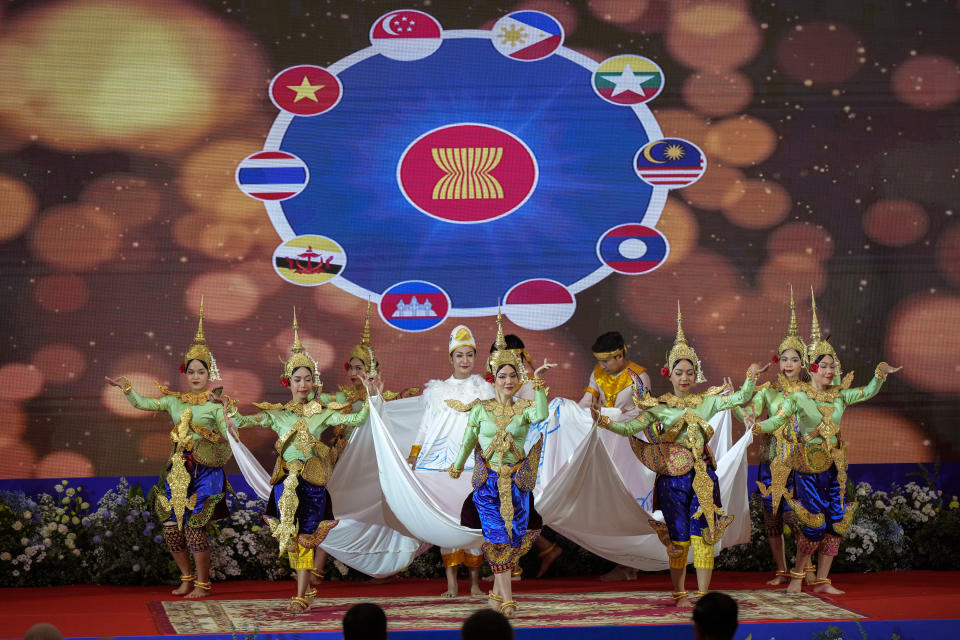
[1,571,957,639]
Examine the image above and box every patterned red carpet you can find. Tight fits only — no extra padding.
[150,589,862,634]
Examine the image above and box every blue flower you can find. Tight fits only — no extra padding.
[81,518,91,527]
[92,535,101,544]
[130,509,140,516]
[153,535,164,543]
[125,515,135,523]
[116,498,127,506]
[145,522,155,531]
[104,530,113,538]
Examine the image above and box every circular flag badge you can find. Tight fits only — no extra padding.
[379,280,450,332]
[597,224,669,275]
[593,55,664,106]
[492,11,564,61]
[503,279,576,331]
[269,65,343,116]
[397,123,538,224]
[272,235,346,286]
[634,138,706,189]
[235,151,309,201]
[370,10,442,61]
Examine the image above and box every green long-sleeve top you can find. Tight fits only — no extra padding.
[605,376,757,448]
[125,384,228,445]
[232,399,369,464]
[450,387,549,471]
[754,368,886,446]
[733,377,805,462]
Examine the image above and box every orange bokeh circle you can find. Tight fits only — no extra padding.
[588,0,649,24]
[721,179,791,229]
[652,108,711,149]
[683,70,753,117]
[657,197,699,263]
[862,199,929,246]
[842,408,932,463]
[886,294,960,394]
[29,204,121,271]
[79,174,165,230]
[35,451,96,478]
[666,5,761,71]
[703,115,777,167]
[766,222,835,263]
[31,344,87,385]
[0,174,38,242]
[0,363,44,402]
[185,272,262,324]
[776,22,864,84]
[681,164,745,210]
[891,54,960,111]
[33,274,90,313]
[935,223,960,287]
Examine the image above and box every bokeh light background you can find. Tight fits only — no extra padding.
[0,0,957,479]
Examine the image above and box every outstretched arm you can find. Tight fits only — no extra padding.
[841,363,901,406]
[105,376,166,411]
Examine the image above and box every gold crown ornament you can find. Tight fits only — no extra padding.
[805,287,841,374]
[776,285,807,361]
[664,301,705,383]
[448,324,477,354]
[182,296,221,381]
[486,301,523,376]
[281,307,319,385]
[348,301,379,377]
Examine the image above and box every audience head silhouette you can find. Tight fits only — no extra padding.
[24,624,64,640]
[342,602,387,640]
[692,592,738,640]
[461,608,513,640]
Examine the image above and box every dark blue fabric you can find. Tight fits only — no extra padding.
[163,457,227,524]
[468,468,539,547]
[270,480,333,536]
[794,466,845,541]
[656,466,721,542]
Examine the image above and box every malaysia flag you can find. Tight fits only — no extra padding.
[379,280,450,332]
[503,279,576,330]
[633,138,706,189]
[235,151,309,201]
[492,11,564,61]
[597,224,669,275]
[370,10,443,61]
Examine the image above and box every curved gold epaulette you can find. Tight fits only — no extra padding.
[324,401,352,411]
[382,390,399,401]
[635,394,660,409]
[155,382,176,396]
[445,398,482,412]
[509,398,535,411]
[253,401,283,410]
[703,385,728,397]
[840,371,854,390]
[755,381,772,391]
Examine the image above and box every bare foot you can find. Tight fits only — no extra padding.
[184,586,211,599]
[536,546,562,578]
[288,597,310,614]
[766,574,788,586]
[813,582,845,595]
[440,588,458,598]
[674,596,692,609]
[599,565,637,582]
[500,601,517,618]
[171,580,193,596]
[470,584,485,597]
[786,578,804,594]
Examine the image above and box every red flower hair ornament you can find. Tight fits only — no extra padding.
[280,376,291,387]
[809,363,819,373]
[661,366,670,377]
[179,362,186,373]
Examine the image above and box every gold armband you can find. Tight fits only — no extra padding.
[532,377,546,391]
[751,421,762,436]
[746,368,760,382]
[597,415,612,429]
[118,376,132,394]
[448,467,463,479]
[874,362,889,381]
[408,444,422,459]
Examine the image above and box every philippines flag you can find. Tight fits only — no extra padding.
[235,151,309,201]
[633,138,706,189]
[379,280,450,332]
[503,279,576,330]
[597,224,669,275]
[492,11,564,61]
[370,10,443,61]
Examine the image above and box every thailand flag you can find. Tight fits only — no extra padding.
[370,10,443,61]
[235,151,309,201]
[492,11,564,61]
[379,280,450,332]
[597,224,669,275]
[503,279,576,330]
[634,138,706,189]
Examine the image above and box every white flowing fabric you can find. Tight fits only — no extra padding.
[224,414,424,578]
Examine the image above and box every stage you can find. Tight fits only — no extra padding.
[1,572,956,640]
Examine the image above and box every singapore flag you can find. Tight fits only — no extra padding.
[370,10,443,61]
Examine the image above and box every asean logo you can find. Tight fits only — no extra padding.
[398,124,538,224]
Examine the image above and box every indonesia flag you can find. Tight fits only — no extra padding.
[370,10,443,61]
[235,151,309,201]
[492,11,564,61]
[503,279,576,330]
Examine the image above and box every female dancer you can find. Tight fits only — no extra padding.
[104,300,230,598]
[594,303,768,607]
[736,287,808,585]
[747,291,901,594]
[228,309,373,613]
[447,309,556,617]
[341,302,418,410]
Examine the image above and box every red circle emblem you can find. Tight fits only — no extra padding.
[397,123,538,224]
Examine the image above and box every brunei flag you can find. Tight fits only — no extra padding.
[593,55,664,106]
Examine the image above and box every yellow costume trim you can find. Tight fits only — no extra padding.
[441,549,465,567]
[408,444,422,459]
[156,408,198,529]
[284,308,319,379]
[691,535,714,570]
[183,297,221,381]
[778,285,807,358]
[592,346,626,360]
[289,544,314,570]
[487,301,524,376]
[590,361,648,408]
[666,302,705,383]
[154,384,213,406]
[805,288,841,375]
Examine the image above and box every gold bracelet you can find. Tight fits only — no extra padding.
[874,362,889,381]
[119,376,132,394]
[448,467,463,479]
[532,377,546,391]
[746,368,759,381]
[597,415,612,429]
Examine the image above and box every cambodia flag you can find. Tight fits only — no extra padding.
[597,224,669,275]
[492,11,564,61]
[235,151,309,201]
[379,281,450,332]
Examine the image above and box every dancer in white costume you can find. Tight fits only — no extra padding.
[407,325,489,597]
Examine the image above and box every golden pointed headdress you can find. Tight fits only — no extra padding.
[283,307,319,379]
[183,297,221,381]
[487,301,522,375]
[348,301,379,376]
[777,285,807,358]
[665,301,705,383]
[805,287,841,374]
